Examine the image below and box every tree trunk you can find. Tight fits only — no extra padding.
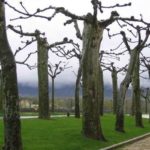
[51,77,55,112]
[0,1,23,149]
[0,69,3,113]
[99,65,104,116]
[145,99,148,114]
[116,48,138,132]
[37,38,50,119]
[82,20,105,140]
[111,69,118,114]
[132,54,143,127]
[75,59,82,118]
[131,86,135,116]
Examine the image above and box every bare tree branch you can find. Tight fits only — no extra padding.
[48,61,71,78]
[14,38,36,56]
[5,0,150,29]
[91,0,98,21]
[120,31,131,52]
[101,2,131,9]
[15,51,37,69]
[50,40,81,60]
[5,1,85,21]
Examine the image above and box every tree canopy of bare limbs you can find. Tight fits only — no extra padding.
[98,50,120,116]
[102,62,127,114]
[4,0,150,140]
[48,61,71,112]
[50,41,82,118]
[8,24,78,119]
[107,24,150,131]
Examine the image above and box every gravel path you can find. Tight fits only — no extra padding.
[120,136,150,150]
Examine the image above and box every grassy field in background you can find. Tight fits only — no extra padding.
[0,115,150,150]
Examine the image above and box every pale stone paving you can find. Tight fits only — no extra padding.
[120,136,150,150]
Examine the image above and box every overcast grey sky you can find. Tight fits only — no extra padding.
[5,0,150,87]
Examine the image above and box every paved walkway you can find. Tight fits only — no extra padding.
[0,114,74,119]
[120,136,150,150]
[142,114,150,119]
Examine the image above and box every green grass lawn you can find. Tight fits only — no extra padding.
[0,115,150,150]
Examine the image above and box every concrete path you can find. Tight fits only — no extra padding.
[99,114,150,150]
[0,114,149,120]
[0,114,74,119]
[142,114,150,119]
[120,136,150,150]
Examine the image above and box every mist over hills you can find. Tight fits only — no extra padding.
[18,83,114,98]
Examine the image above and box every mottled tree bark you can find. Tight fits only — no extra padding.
[132,54,143,127]
[111,69,118,114]
[82,20,105,140]
[116,48,138,132]
[51,77,55,112]
[37,38,50,119]
[0,69,3,113]
[99,65,104,116]
[0,1,23,149]
[75,60,82,118]
[131,86,135,116]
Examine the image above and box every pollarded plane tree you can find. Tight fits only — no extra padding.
[5,0,149,140]
[48,61,71,112]
[140,55,150,114]
[50,39,82,118]
[107,23,150,131]
[102,62,127,114]
[133,40,146,128]
[51,35,117,117]
[0,1,23,150]
[129,26,150,128]
[8,26,50,119]
[100,45,128,115]
[132,51,143,128]
[130,54,150,116]
[53,25,82,118]
[8,25,75,119]
[98,50,121,115]
[51,39,82,118]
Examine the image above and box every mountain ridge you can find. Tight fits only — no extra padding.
[18,83,113,98]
